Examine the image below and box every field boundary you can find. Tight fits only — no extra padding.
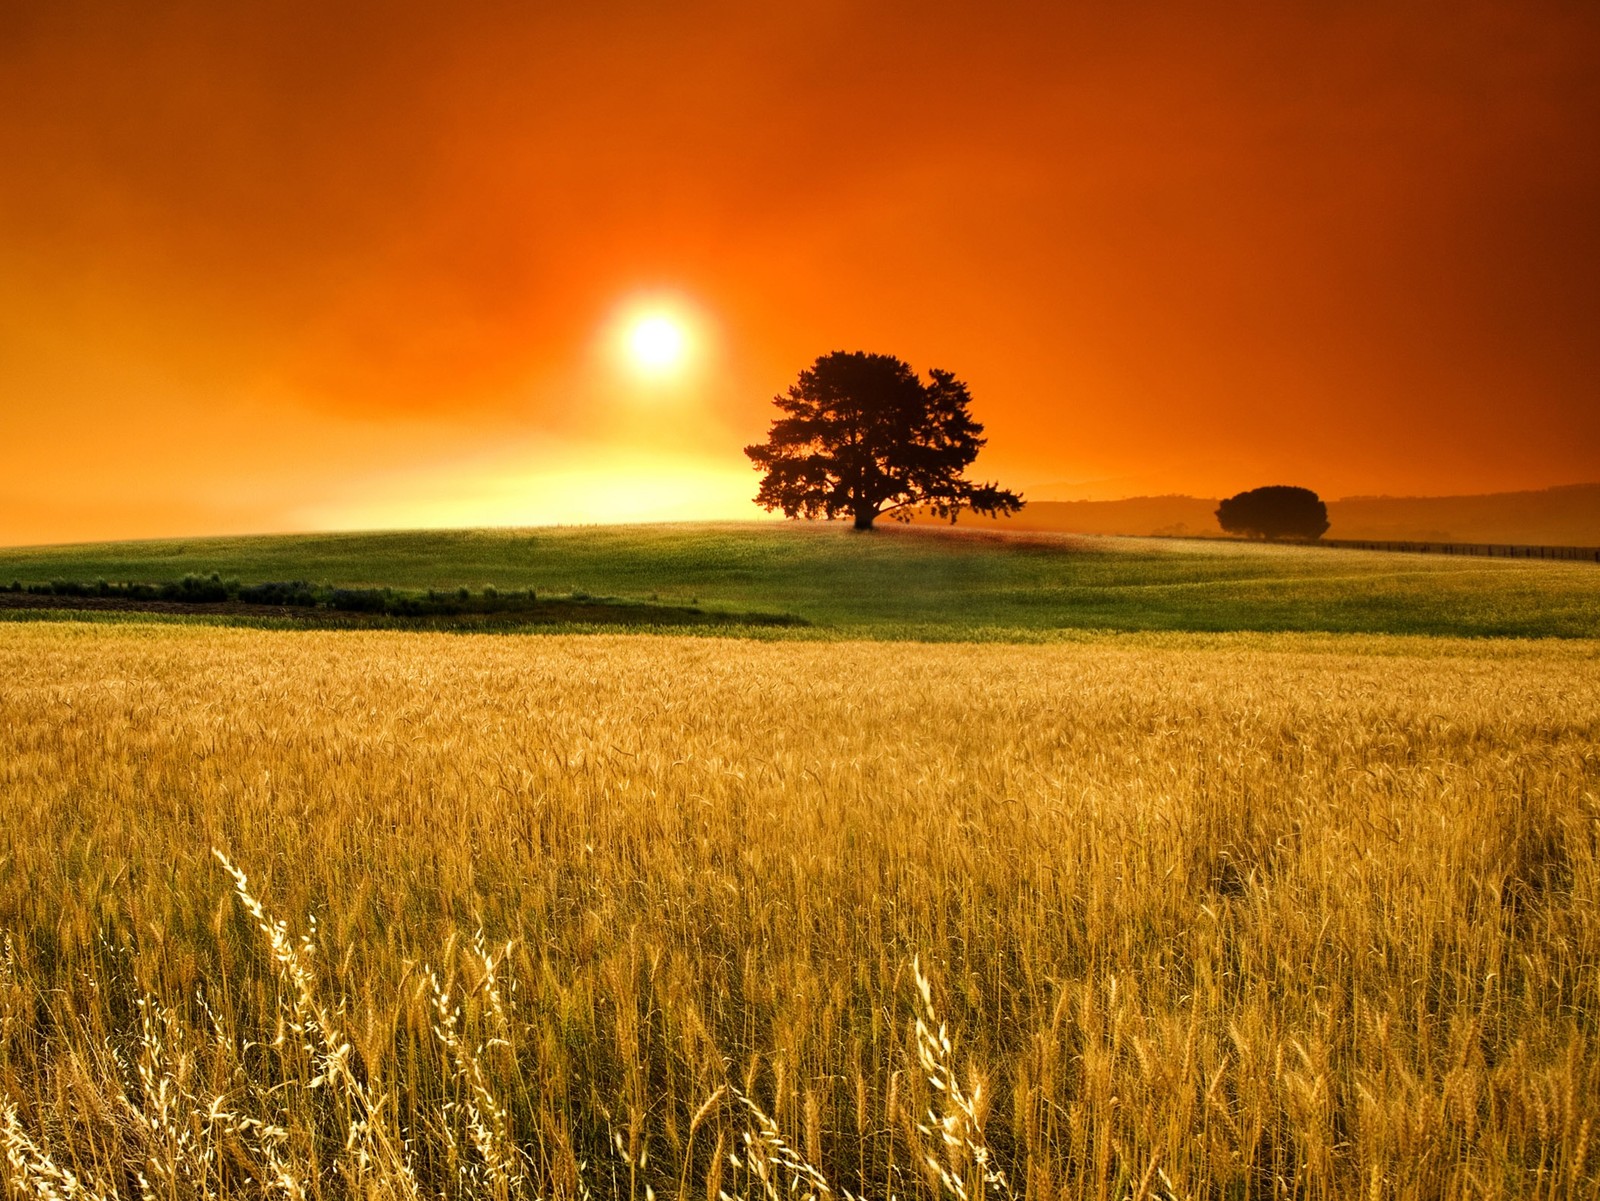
[1320,537,1600,562]
[0,590,807,629]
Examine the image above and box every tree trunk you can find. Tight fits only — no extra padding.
[853,509,876,530]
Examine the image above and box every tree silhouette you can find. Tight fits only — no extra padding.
[1216,485,1330,540]
[745,351,1023,530]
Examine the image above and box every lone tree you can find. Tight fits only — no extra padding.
[744,351,1023,530]
[1216,485,1330,540]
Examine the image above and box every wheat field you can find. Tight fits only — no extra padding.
[1,623,1597,1200]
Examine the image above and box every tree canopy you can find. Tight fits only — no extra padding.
[744,351,1023,530]
[1216,485,1331,540]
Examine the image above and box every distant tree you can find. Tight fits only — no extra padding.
[1216,485,1330,540]
[744,351,1024,530]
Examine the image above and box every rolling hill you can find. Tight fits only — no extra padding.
[1,522,1596,639]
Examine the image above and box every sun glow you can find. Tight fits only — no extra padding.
[628,314,686,372]
[600,293,714,386]
[299,440,765,529]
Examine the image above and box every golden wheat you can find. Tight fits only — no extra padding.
[1,623,1597,1199]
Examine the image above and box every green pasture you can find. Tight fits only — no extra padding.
[1,522,1595,638]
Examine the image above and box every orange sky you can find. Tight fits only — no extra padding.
[3,1,1598,544]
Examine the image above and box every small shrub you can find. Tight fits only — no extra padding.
[159,573,230,603]
[327,588,387,614]
[239,581,317,607]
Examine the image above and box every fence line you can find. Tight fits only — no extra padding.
[1321,538,1600,563]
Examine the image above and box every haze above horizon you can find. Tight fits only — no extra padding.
[4,2,1598,544]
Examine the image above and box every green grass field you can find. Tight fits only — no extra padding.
[1,521,1596,638]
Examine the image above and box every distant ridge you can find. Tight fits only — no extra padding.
[960,495,1221,537]
[933,483,1600,546]
[1329,483,1600,546]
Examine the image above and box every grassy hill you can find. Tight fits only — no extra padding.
[2,521,1597,638]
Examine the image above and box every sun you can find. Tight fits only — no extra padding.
[626,313,688,374]
[604,294,708,383]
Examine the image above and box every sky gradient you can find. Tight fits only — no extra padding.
[3,1,1598,544]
